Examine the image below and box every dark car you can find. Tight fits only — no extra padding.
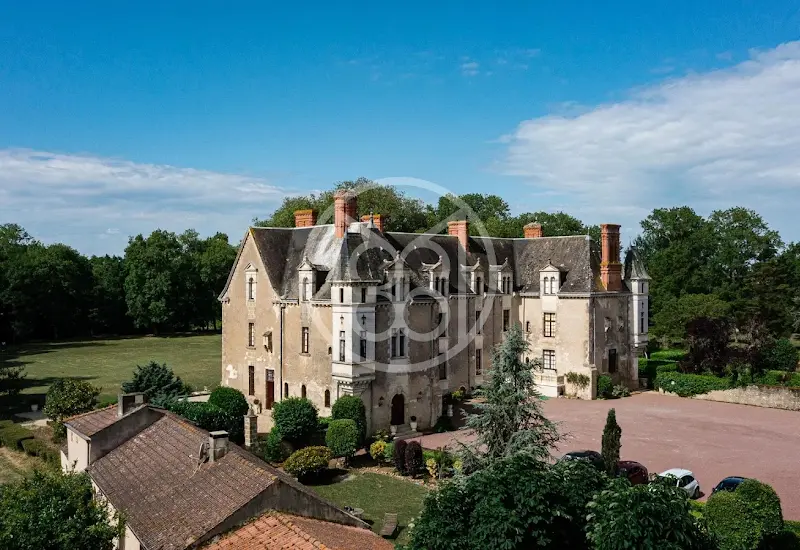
[711,476,746,495]
[618,460,649,485]
[559,450,604,471]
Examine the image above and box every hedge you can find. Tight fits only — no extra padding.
[597,375,613,398]
[208,387,250,418]
[271,398,319,445]
[330,396,366,445]
[283,446,331,479]
[650,349,687,362]
[21,439,59,465]
[168,401,244,443]
[654,372,730,397]
[0,424,34,450]
[706,479,783,550]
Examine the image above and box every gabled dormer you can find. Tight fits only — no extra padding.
[298,256,315,303]
[421,256,449,297]
[489,258,513,295]
[460,258,483,295]
[382,251,412,302]
[539,262,562,296]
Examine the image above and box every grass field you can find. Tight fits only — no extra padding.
[4,334,221,403]
[309,472,428,545]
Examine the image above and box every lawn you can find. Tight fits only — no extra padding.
[0,447,45,485]
[308,472,428,545]
[4,334,221,403]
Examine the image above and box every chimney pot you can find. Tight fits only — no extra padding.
[293,209,317,227]
[447,220,469,253]
[600,223,622,291]
[360,213,385,232]
[209,431,229,462]
[523,222,543,238]
[334,190,358,238]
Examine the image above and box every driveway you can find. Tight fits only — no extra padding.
[410,392,800,520]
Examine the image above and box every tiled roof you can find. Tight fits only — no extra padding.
[64,405,121,437]
[204,512,395,550]
[89,413,279,550]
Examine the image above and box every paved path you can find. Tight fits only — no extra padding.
[409,392,800,520]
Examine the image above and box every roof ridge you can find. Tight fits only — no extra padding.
[274,513,326,548]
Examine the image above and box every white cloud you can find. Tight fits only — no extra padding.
[461,61,480,76]
[500,41,800,240]
[0,149,287,254]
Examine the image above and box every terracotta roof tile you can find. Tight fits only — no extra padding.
[89,413,278,550]
[64,405,121,437]
[204,512,394,550]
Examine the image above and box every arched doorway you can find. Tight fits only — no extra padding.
[390,394,405,426]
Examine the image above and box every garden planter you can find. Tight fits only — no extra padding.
[30,404,39,412]
[390,425,397,435]
[410,419,418,431]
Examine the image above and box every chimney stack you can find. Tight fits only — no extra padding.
[523,222,543,238]
[334,190,358,238]
[360,214,385,232]
[294,209,317,227]
[117,392,146,417]
[209,431,229,462]
[447,220,469,253]
[600,224,622,291]
[244,413,258,450]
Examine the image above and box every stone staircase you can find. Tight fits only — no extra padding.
[392,424,421,440]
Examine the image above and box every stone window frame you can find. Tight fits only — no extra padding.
[543,313,556,338]
[542,349,556,371]
[301,327,310,354]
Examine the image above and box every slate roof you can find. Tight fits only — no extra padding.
[88,412,281,550]
[624,247,650,280]
[65,405,124,437]
[237,222,614,300]
[204,512,394,550]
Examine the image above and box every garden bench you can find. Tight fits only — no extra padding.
[379,513,398,538]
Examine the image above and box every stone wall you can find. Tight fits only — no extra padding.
[692,384,800,411]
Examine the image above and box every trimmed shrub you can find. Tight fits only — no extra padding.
[330,396,366,445]
[167,401,243,443]
[764,339,800,373]
[656,362,680,373]
[651,349,688,362]
[654,372,730,397]
[283,446,331,479]
[271,397,319,445]
[44,379,100,440]
[258,427,291,463]
[21,439,58,464]
[317,417,332,431]
[597,375,613,398]
[393,439,408,474]
[326,419,359,461]
[611,384,630,398]
[706,479,783,550]
[208,387,250,418]
[369,439,387,461]
[0,424,34,449]
[638,359,658,388]
[404,440,424,475]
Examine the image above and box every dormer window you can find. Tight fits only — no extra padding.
[361,287,367,303]
[248,277,255,300]
[301,277,309,301]
[476,276,482,295]
[245,265,257,301]
[339,288,344,303]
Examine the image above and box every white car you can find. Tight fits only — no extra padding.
[659,468,701,499]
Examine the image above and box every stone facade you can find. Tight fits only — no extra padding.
[219,194,649,435]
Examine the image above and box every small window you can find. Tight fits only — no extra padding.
[248,365,255,396]
[543,313,555,337]
[248,277,255,300]
[324,389,331,408]
[301,385,307,399]
[435,276,440,293]
[475,310,481,335]
[438,358,447,380]
[339,331,346,362]
[361,287,367,302]
[476,348,482,376]
[339,288,344,303]
[391,281,396,299]
[399,329,406,356]
[301,327,309,354]
[609,349,618,373]
[543,349,556,370]
[525,321,531,333]
[391,330,397,358]
[476,276,482,295]
[248,323,255,347]
[284,383,289,398]
[302,277,308,301]
[360,331,367,360]
[640,310,646,334]
[503,310,510,332]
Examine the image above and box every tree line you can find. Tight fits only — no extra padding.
[0,224,237,343]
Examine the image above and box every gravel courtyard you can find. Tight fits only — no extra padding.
[412,392,800,519]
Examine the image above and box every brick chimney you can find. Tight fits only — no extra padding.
[334,190,358,238]
[600,223,622,291]
[294,209,317,227]
[117,392,146,417]
[209,431,229,462]
[523,222,543,238]
[360,214,385,232]
[447,220,469,253]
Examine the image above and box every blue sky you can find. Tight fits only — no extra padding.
[1,1,799,254]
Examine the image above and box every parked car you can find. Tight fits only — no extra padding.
[659,468,701,498]
[711,476,746,495]
[559,450,604,470]
[618,460,649,485]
